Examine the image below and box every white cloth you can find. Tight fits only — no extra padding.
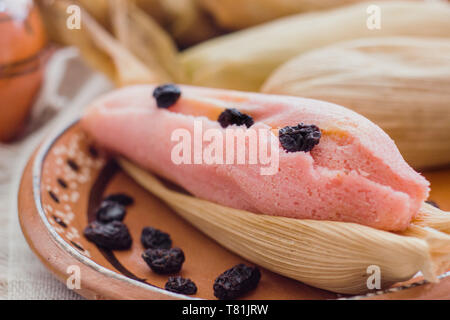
[0,47,113,299]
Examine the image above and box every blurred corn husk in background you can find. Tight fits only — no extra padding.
[198,0,366,30]
[36,0,182,86]
[181,1,450,91]
[109,0,184,81]
[136,0,224,48]
[73,0,222,48]
[77,0,110,29]
[37,0,114,81]
[77,0,223,48]
[262,37,450,169]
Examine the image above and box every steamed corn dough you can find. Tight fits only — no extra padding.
[181,1,450,91]
[262,37,450,169]
[82,85,430,232]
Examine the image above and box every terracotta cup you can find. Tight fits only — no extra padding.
[0,1,47,142]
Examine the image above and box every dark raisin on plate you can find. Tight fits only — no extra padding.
[425,200,440,209]
[279,123,321,153]
[165,276,197,295]
[218,108,254,128]
[141,227,172,249]
[103,193,134,207]
[96,201,127,223]
[142,247,185,274]
[153,84,181,108]
[84,221,132,250]
[213,264,261,300]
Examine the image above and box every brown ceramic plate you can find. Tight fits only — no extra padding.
[18,120,450,300]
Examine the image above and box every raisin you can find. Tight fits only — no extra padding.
[104,193,134,206]
[84,221,132,250]
[279,123,321,152]
[218,108,254,128]
[425,200,440,209]
[213,264,261,300]
[165,276,197,295]
[153,84,181,108]
[96,201,126,223]
[141,227,172,249]
[142,247,185,274]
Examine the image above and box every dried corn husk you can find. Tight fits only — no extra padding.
[414,203,450,235]
[77,0,110,29]
[199,0,366,29]
[71,0,220,48]
[262,37,450,169]
[36,0,180,85]
[36,0,114,79]
[135,0,223,48]
[109,0,184,82]
[181,1,450,91]
[119,158,450,294]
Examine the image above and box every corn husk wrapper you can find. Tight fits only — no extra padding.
[181,1,450,91]
[199,0,366,29]
[119,158,450,294]
[36,0,181,85]
[413,204,450,235]
[262,37,450,169]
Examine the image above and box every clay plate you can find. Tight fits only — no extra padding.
[18,120,450,300]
